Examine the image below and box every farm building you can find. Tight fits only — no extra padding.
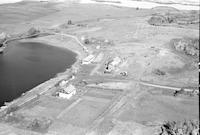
[56,84,76,99]
[82,54,95,65]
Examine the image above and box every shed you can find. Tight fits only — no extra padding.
[82,54,95,64]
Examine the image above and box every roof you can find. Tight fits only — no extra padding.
[63,84,76,94]
[83,54,95,62]
[111,57,121,66]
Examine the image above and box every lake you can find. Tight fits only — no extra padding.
[0,42,76,106]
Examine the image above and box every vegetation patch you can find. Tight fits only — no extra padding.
[5,105,20,114]
[81,36,114,47]
[25,117,52,133]
[26,27,40,37]
[153,69,166,76]
[160,120,199,135]
[171,37,199,58]
[148,11,199,26]
[148,15,174,26]
[1,111,52,133]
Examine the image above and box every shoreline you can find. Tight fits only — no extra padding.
[0,34,85,110]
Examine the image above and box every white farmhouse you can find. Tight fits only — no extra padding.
[57,84,76,99]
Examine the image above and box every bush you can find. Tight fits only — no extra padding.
[27,27,40,37]
[84,38,90,44]
[172,37,199,57]
[153,69,166,76]
[26,117,52,132]
[67,20,72,25]
[148,15,167,26]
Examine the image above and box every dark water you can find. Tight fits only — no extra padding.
[0,42,76,106]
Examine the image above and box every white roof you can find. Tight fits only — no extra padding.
[63,84,76,94]
[111,57,121,66]
[83,54,95,62]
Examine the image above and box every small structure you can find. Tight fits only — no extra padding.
[120,71,128,76]
[59,79,68,87]
[82,54,95,65]
[105,57,121,73]
[80,36,90,44]
[111,57,121,66]
[57,84,76,99]
[96,45,100,49]
[69,75,75,81]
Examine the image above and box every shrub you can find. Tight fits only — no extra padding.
[153,69,166,76]
[67,20,72,25]
[26,117,52,132]
[172,37,199,57]
[27,27,40,37]
[148,15,167,26]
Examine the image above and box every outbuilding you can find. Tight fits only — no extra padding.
[82,54,95,65]
[57,84,76,99]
